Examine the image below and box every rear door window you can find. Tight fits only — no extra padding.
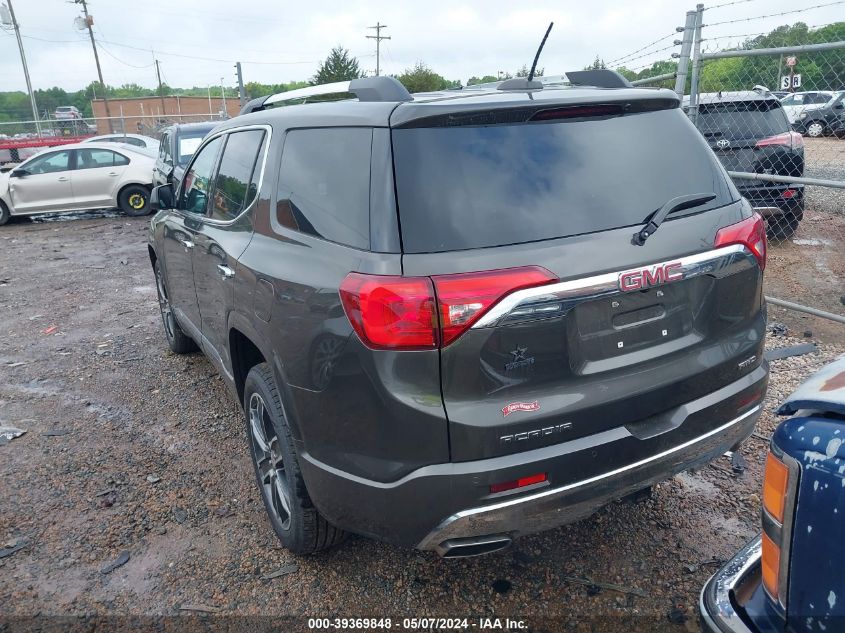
[697,100,790,140]
[274,127,372,250]
[76,148,128,169]
[392,107,735,253]
[208,129,265,222]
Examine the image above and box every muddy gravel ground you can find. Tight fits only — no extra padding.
[0,207,843,633]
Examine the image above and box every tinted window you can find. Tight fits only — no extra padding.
[180,136,222,215]
[76,148,128,169]
[392,108,735,253]
[25,151,71,174]
[275,128,372,249]
[697,100,790,141]
[209,130,265,222]
[159,133,170,160]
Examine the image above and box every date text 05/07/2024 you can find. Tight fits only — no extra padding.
[307,617,528,630]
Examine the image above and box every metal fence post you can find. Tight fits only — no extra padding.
[674,10,697,96]
[687,3,705,125]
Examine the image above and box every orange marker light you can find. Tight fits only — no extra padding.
[763,451,790,523]
[761,531,781,600]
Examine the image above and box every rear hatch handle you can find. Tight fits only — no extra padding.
[632,192,717,246]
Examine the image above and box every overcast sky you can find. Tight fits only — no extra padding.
[1,0,842,93]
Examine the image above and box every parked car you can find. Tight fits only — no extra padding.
[700,354,845,633]
[84,133,160,152]
[791,90,845,138]
[687,91,805,240]
[779,91,836,126]
[148,74,769,557]
[53,105,83,121]
[153,122,217,188]
[0,142,156,225]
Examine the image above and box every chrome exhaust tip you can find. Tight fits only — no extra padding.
[435,534,513,558]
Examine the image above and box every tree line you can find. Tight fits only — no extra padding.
[1,20,842,127]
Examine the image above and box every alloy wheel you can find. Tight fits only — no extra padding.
[248,392,292,530]
[155,267,176,341]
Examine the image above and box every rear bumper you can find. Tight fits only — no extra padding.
[739,187,804,219]
[700,536,762,633]
[299,365,767,551]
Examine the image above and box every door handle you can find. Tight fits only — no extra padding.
[217,264,235,279]
[57,176,69,182]
[107,172,118,177]
[180,239,194,249]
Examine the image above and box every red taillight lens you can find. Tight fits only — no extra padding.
[432,266,557,346]
[339,274,437,350]
[755,131,803,149]
[781,189,796,199]
[490,473,547,494]
[714,214,767,271]
[339,266,557,350]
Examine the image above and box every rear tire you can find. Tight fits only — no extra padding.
[119,185,152,217]
[244,363,347,555]
[767,212,800,241]
[805,121,825,138]
[0,201,9,226]
[154,259,197,354]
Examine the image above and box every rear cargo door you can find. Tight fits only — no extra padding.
[393,102,763,462]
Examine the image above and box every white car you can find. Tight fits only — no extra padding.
[83,133,160,153]
[779,91,836,124]
[0,142,156,225]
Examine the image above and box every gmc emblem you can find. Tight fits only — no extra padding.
[619,262,683,292]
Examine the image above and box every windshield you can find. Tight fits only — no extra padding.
[392,108,736,253]
[178,134,207,165]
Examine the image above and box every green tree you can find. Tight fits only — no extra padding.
[585,56,606,70]
[467,75,499,85]
[515,64,544,77]
[396,62,459,93]
[313,46,363,84]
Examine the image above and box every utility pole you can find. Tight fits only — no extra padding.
[155,59,167,118]
[673,10,697,97]
[3,0,41,137]
[366,22,390,76]
[235,62,246,108]
[75,0,113,132]
[220,78,228,119]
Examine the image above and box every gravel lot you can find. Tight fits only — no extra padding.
[0,211,843,633]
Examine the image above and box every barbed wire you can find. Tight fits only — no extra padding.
[612,43,679,68]
[606,32,678,67]
[704,0,845,27]
[705,0,761,10]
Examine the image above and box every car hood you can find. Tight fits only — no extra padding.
[777,353,845,416]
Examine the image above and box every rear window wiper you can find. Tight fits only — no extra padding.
[632,192,717,246]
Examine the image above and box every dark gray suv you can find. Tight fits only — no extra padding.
[148,74,769,557]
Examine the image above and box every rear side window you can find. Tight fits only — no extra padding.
[77,148,128,169]
[697,100,790,141]
[209,130,265,222]
[392,108,735,253]
[275,128,372,250]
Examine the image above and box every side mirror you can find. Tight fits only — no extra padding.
[150,183,174,212]
[0,165,13,174]
[10,169,29,178]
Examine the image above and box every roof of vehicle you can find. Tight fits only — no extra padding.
[165,121,218,135]
[23,141,157,158]
[683,90,782,105]
[219,85,681,131]
[85,133,158,143]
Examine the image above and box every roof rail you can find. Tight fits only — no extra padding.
[238,76,412,116]
[565,69,633,89]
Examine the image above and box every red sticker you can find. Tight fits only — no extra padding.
[502,401,540,417]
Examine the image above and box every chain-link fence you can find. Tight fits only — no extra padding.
[0,113,227,164]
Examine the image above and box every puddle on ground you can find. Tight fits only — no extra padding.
[30,209,121,223]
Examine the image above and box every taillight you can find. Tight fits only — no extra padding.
[339,266,556,350]
[339,274,437,350]
[755,131,803,149]
[761,448,799,608]
[714,214,767,271]
[432,266,556,346]
[490,472,547,494]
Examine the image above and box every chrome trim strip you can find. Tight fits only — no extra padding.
[699,535,760,633]
[433,405,760,527]
[472,244,753,329]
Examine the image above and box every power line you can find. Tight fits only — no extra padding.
[366,22,390,76]
[606,31,678,66]
[611,42,679,67]
[705,0,845,27]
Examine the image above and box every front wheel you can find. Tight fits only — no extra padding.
[119,185,151,217]
[805,121,825,138]
[0,201,9,226]
[244,363,347,554]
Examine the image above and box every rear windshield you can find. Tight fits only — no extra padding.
[392,108,735,253]
[697,100,790,141]
[178,133,209,165]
